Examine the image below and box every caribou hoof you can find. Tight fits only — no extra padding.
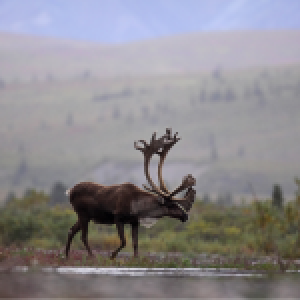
[110,253,116,260]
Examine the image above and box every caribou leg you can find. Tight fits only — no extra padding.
[65,220,81,258]
[131,222,139,258]
[80,217,94,257]
[110,220,126,259]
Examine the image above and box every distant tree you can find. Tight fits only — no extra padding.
[23,188,35,199]
[31,74,38,82]
[112,107,121,119]
[253,83,265,101]
[40,120,49,130]
[199,89,207,102]
[121,87,132,97]
[46,73,54,82]
[217,191,233,206]
[141,105,149,118]
[126,112,134,124]
[0,78,5,88]
[210,89,221,102]
[224,88,236,102]
[66,113,74,126]
[12,158,28,185]
[202,193,211,204]
[237,146,245,157]
[212,67,223,81]
[190,97,196,106]
[295,177,300,199]
[92,94,109,102]
[149,115,158,125]
[50,181,68,206]
[272,184,284,210]
[294,178,300,248]
[18,142,25,155]
[260,70,269,79]
[81,70,92,80]
[4,191,16,204]
[244,87,251,99]
[98,115,104,122]
[159,102,169,114]
[209,134,218,162]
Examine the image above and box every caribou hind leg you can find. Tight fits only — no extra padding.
[110,220,126,259]
[80,217,94,257]
[131,222,139,258]
[65,220,81,258]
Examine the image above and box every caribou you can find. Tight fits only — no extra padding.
[65,128,196,259]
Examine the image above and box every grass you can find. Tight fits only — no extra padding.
[1,188,300,273]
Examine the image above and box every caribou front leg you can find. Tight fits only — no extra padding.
[131,221,139,258]
[110,219,126,259]
[65,220,81,258]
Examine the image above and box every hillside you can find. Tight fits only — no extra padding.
[0,31,300,201]
[1,30,300,82]
[0,63,299,200]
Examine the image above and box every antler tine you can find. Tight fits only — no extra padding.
[157,128,196,200]
[157,129,181,194]
[169,174,196,198]
[142,184,160,195]
[134,131,168,198]
[134,140,148,153]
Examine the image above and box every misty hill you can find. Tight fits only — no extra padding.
[1,30,300,82]
[0,31,300,201]
[0,63,299,200]
[0,0,300,43]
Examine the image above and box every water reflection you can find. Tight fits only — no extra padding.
[1,268,299,298]
[14,266,265,277]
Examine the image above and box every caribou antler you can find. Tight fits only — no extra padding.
[157,129,196,200]
[134,131,171,198]
[135,128,196,201]
[157,128,180,194]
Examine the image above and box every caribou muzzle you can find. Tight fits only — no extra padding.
[181,213,189,222]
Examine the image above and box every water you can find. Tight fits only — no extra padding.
[1,266,298,298]
[13,266,264,277]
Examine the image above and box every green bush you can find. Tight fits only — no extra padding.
[0,211,41,245]
[272,183,284,209]
[0,183,300,258]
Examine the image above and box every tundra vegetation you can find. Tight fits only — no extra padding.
[0,178,300,270]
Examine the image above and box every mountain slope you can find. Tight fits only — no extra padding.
[0,63,300,198]
[1,30,300,82]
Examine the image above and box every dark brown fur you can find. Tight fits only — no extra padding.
[65,181,195,259]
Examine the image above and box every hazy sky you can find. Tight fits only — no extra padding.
[0,0,300,43]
